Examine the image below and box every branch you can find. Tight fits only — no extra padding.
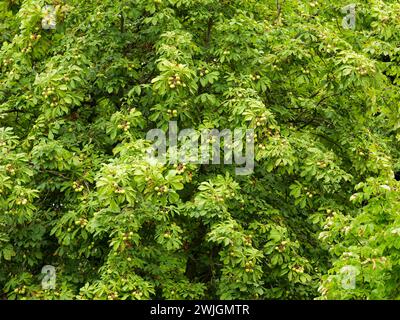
[205,17,213,47]
[120,11,125,33]
[275,0,286,23]
[0,109,25,114]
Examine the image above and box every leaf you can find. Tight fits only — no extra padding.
[2,245,15,261]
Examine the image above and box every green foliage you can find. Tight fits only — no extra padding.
[1,0,400,300]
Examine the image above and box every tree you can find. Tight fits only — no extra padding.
[1,0,400,300]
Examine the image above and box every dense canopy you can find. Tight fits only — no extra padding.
[1,0,400,299]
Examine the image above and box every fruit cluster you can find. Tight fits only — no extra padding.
[16,198,28,205]
[5,164,16,175]
[122,231,134,241]
[225,192,236,199]
[163,230,172,238]
[117,121,130,131]
[168,74,185,89]
[198,68,209,77]
[251,73,261,81]
[87,241,95,250]
[2,58,13,66]
[21,44,34,53]
[167,109,178,117]
[114,187,125,194]
[75,217,88,227]
[42,86,56,98]
[317,161,327,168]
[304,187,316,198]
[292,265,305,273]
[206,136,217,144]
[275,240,288,253]
[246,133,257,143]
[214,191,236,203]
[30,34,41,41]
[73,181,84,192]
[245,260,255,273]
[132,290,143,298]
[107,292,118,300]
[154,185,168,196]
[326,209,337,216]
[14,286,27,294]
[356,66,369,76]
[174,163,186,174]
[254,114,268,127]
[243,235,252,246]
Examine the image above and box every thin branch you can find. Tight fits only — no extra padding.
[120,11,125,33]
[0,109,25,114]
[205,17,213,47]
[275,0,286,23]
